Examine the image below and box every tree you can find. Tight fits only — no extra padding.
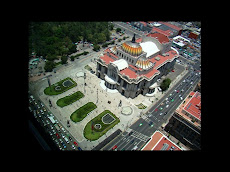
[61,56,68,64]
[108,23,114,31]
[93,44,100,51]
[116,28,121,33]
[97,33,106,44]
[160,78,171,91]
[44,60,55,72]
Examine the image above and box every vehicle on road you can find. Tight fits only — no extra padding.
[56,133,60,138]
[112,145,118,150]
[54,124,61,132]
[64,137,69,144]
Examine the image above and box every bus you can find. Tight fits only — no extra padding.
[48,116,56,124]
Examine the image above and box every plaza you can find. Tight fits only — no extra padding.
[31,55,186,150]
[29,32,188,150]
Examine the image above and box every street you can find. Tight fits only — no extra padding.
[101,62,201,150]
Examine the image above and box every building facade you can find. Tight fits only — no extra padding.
[96,32,179,99]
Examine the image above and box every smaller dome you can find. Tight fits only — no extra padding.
[135,57,153,70]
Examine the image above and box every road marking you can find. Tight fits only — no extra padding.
[131,131,150,142]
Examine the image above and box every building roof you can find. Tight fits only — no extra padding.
[147,32,170,44]
[140,41,160,58]
[120,67,138,79]
[99,32,178,82]
[122,41,142,56]
[159,21,182,31]
[100,54,115,65]
[111,59,128,71]
[176,91,201,128]
[100,48,177,80]
[183,91,201,120]
[142,130,182,150]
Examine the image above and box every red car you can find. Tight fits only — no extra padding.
[154,108,158,112]
[73,142,78,146]
[112,145,118,150]
[56,133,60,138]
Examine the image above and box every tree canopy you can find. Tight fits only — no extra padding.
[29,22,111,58]
[160,78,171,91]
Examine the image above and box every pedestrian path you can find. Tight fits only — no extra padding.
[131,130,150,142]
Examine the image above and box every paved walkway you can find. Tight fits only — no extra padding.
[31,53,188,150]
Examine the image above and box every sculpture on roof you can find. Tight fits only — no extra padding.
[131,33,136,43]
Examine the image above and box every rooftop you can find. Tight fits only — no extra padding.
[176,91,201,127]
[142,130,181,150]
[147,32,170,44]
[100,48,178,81]
[111,59,128,71]
[140,41,160,58]
[183,91,201,120]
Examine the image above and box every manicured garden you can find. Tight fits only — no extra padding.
[44,77,77,95]
[56,91,84,107]
[70,102,97,122]
[83,110,120,141]
[136,103,147,109]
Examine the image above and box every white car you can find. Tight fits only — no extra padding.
[180,97,183,100]
[166,105,169,108]
[159,113,163,116]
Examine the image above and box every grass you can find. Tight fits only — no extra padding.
[83,110,120,141]
[44,77,77,95]
[56,91,84,107]
[136,103,147,109]
[70,102,97,122]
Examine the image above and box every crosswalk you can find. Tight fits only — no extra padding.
[131,130,150,142]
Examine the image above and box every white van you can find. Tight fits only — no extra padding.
[64,137,69,144]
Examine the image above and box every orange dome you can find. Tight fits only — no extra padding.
[122,41,142,56]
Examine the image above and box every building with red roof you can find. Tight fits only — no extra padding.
[151,21,183,38]
[96,32,179,98]
[142,130,182,151]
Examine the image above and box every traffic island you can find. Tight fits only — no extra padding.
[83,110,120,141]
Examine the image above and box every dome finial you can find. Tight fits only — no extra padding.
[131,33,136,43]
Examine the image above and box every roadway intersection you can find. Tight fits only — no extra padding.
[101,63,200,150]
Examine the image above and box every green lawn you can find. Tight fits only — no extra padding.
[83,110,120,141]
[56,91,84,107]
[136,103,147,109]
[44,77,77,95]
[70,102,97,122]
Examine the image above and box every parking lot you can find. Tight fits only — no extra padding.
[29,94,81,150]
